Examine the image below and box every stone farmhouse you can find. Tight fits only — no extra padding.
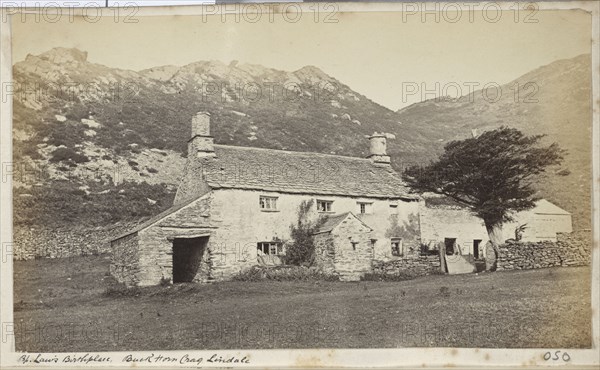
[111,112,422,285]
[110,112,574,285]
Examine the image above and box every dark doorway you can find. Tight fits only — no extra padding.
[473,239,482,259]
[444,238,456,255]
[172,236,209,283]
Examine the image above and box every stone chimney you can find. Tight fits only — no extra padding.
[367,132,394,165]
[188,112,215,158]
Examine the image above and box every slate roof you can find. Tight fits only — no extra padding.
[314,212,374,234]
[421,193,464,209]
[112,145,415,241]
[189,145,416,199]
[532,199,571,215]
[112,194,209,241]
[423,194,571,216]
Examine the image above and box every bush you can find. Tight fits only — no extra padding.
[43,121,86,148]
[49,147,89,164]
[231,265,339,282]
[13,179,175,228]
[557,168,571,176]
[65,104,90,121]
[103,282,142,298]
[439,286,451,297]
[17,141,43,160]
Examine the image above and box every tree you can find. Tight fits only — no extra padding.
[284,200,328,266]
[403,127,564,259]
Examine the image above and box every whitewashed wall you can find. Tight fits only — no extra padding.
[209,188,420,264]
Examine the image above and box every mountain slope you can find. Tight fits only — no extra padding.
[396,54,592,227]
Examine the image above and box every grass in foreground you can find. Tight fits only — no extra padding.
[13,255,592,351]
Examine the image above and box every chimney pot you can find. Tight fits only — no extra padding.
[191,112,211,138]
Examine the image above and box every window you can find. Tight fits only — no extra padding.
[357,202,373,214]
[259,196,278,210]
[317,200,333,212]
[257,242,284,256]
[391,238,403,256]
[389,203,398,214]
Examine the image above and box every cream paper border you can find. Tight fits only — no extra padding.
[0,2,598,368]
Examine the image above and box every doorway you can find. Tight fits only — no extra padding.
[172,236,209,283]
[444,238,457,255]
[473,239,482,259]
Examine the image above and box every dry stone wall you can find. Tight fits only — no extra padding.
[372,254,442,278]
[496,230,591,270]
[12,224,134,260]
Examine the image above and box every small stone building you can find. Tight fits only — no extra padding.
[111,112,421,286]
[313,212,374,281]
[502,199,572,242]
[419,194,573,260]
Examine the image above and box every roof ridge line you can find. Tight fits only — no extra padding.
[214,144,372,162]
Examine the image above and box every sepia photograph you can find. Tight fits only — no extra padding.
[0,2,598,368]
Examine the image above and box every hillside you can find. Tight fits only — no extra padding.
[396,54,592,227]
[12,49,592,231]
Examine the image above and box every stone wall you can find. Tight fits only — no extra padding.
[330,215,374,281]
[372,254,442,278]
[314,233,335,274]
[12,223,134,260]
[110,233,140,286]
[419,206,489,256]
[134,194,215,286]
[496,230,591,271]
[314,215,374,281]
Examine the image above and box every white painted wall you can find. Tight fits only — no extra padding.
[503,211,572,242]
[419,207,489,256]
[420,200,574,255]
[209,188,420,262]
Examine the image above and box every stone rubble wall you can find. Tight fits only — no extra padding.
[372,254,442,278]
[496,230,591,270]
[331,217,375,281]
[314,233,336,274]
[12,223,136,260]
[110,233,140,286]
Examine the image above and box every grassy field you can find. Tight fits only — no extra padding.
[13,256,592,352]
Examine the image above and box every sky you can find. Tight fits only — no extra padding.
[11,7,593,110]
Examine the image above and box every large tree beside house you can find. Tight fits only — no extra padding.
[403,127,564,267]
